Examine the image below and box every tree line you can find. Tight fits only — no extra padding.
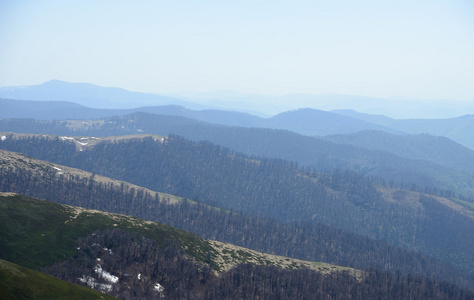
[44,229,474,300]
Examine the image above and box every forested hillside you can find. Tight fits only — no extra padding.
[4,194,472,299]
[1,148,474,292]
[1,135,473,279]
[3,0,474,297]
[2,111,474,297]
[2,112,474,199]
[0,98,395,134]
[332,109,474,149]
[324,130,474,173]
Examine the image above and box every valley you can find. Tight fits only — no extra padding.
[1,94,474,298]
[3,1,474,297]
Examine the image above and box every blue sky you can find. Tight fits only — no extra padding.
[1,0,473,101]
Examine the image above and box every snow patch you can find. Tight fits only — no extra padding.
[103,247,113,255]
[53,167,62,171]
[79,275,113,293]
[154,283,164,293]
[78,142,88,146]
[137,273,141,280]
[1,136,6,141]
[95,265,119,283]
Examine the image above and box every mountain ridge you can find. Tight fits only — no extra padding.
[3,96,474,150]
[3,111,474,198]
[2,146,473,291]
[3,80,474,118]
[1,135,473,276]
[0,80,204,110]
[1,193,376,299]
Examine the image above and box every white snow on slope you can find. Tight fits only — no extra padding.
[154,283,164,292]
[1,136,6,141]
[95,264,119,283]
[103,247,113,255]
[79,275,113,293]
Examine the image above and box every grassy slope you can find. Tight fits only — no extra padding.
[0,258,117,300]
[0,193,357,276]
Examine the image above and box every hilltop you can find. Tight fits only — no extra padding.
[0,193,361,299]
[2,193,473,299]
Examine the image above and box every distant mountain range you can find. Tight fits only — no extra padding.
[2,109,474,198]
[2,95,474,149]
[3,80,474,298]
[175,90,474,119]
[2,80,474,118]
[0,80,205,110]
[2,80,474,198]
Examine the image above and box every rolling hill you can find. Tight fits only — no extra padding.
[2,112,474,199]
[1,98,394,135]
[1,135,474,279]
[266,108,397,135]
[0,193,365,299]
[333,109,474,150]
[1,147,473,292]
[2,194,473,299]
[3,80,474,148]
[324,130,474,173]
[3,80,474,298]
[4,91,474,150]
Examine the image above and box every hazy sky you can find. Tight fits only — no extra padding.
[1,0,473,100]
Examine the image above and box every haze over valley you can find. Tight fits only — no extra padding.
[1,79,474,298]
[1,1,474,299]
